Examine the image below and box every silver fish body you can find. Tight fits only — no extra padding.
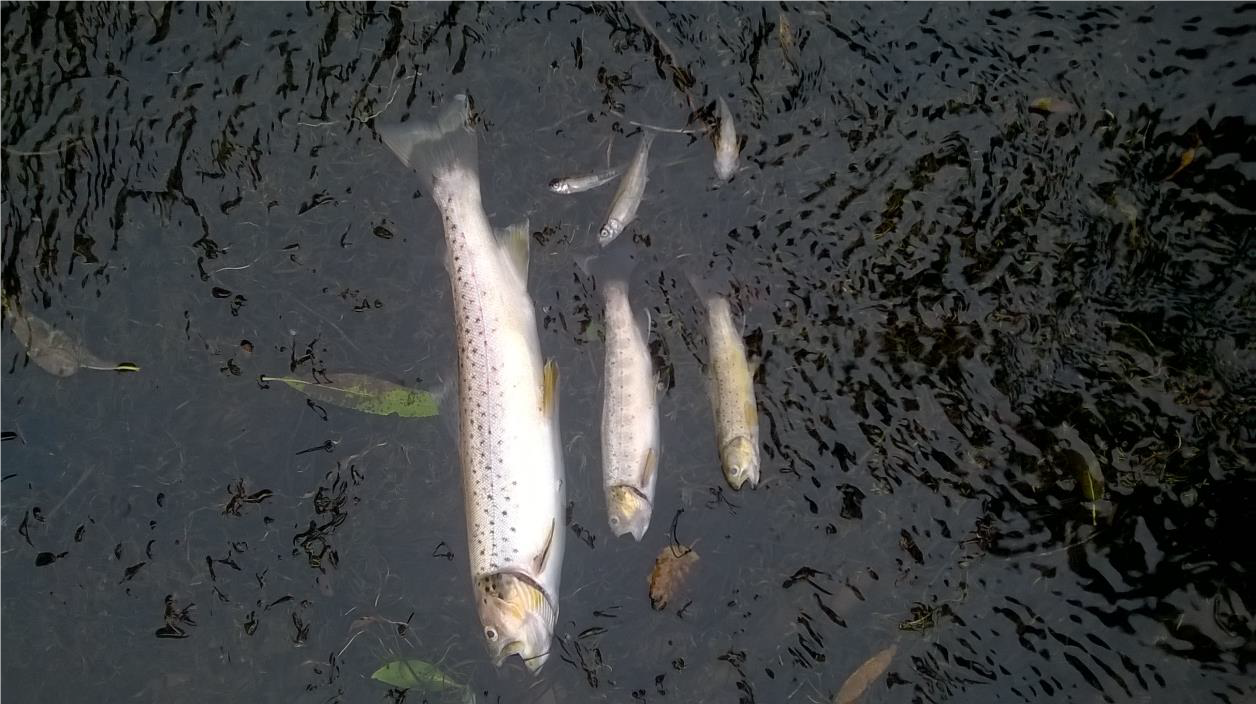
[701,292,759,489]
[714,97,738,182]
[379,95,565,673]
[598,131,656,246]
[549,162,627,195]
[599,277,659,540]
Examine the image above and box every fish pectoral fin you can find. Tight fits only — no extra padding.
[743,398,758,427]
[532,519,556,574]
[640,447,658,486]
[542,359,559,420]
[496,219,531,282]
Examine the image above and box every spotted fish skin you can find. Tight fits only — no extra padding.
[600,277,659,541]
[380,95,564,672]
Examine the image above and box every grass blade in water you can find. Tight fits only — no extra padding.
[7,310,139,377]
[263,372,439,418]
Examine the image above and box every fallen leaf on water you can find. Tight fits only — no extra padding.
[5,309,139,376]
[834,644,897,704]
[262,372,439,418]
[1028,96,1076,115]
[371,659,472,702]
[648,544,698,610]
[1164,146,1196,181]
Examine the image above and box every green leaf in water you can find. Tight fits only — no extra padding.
[262,372,438,418]
[5,309,139,377]
[371,659,467,694]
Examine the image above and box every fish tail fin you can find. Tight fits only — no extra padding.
[588,235,641,285]
[683,259,733,304]
[378,94,478,193]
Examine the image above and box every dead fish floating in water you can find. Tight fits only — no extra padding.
[598,130,656,246]
[713,97,740,182]
[379,94,565,674]
[5,307,139,377]
[548,162,628,195]
[687,273,760,490]
[595,248,659,541]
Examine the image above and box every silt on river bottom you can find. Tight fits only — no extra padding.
[2,3,1253,703]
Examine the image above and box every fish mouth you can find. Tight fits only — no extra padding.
[490,639,551,672]
[608,485,653,540]
[719,436,758,489]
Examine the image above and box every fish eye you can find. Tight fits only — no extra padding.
[485,627,498,641]
[609,516,620,526]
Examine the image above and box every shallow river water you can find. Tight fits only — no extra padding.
[2,3,1253,703]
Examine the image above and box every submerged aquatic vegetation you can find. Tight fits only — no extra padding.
[261,373,438,418]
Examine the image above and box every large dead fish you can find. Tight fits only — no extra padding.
[379,95,565,673]
[688,273,759,489]
[597,252,659,540]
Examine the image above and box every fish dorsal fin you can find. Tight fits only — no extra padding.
[542,359,559,420]
[496,219,531,283]
[532,519,556,574]
[640,447,657,486]
[636,306,652,341]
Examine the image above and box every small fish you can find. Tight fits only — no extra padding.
[379,95,565,674]
[713,97,739,181]
[549,162,628,195]
[599,268,659,541]
[598,131,656,246]
[689,275,759,489]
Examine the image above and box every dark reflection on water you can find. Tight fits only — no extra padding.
[2,3,1253,703]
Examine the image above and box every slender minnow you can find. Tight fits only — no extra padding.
[379,95,565,673]
[698,290,759,489]
[598,131,656,246]
[549,162,628,195]
[714,97,738,182]
[600,275,659,540]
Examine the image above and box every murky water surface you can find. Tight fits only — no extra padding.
[3,3,1253,702]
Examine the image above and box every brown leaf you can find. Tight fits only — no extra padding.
[648,544,698,610]
[834,644,897,704]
